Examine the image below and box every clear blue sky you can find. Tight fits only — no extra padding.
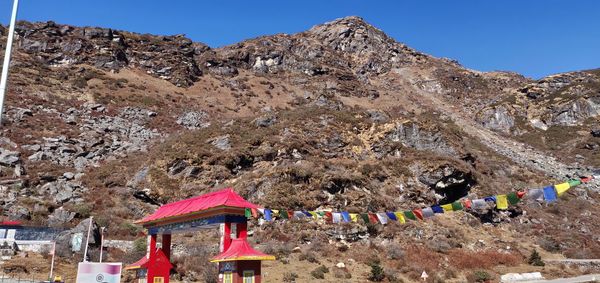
[1,0,599,79]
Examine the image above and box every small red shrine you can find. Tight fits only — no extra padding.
[125,188,274,283]
[211,238,275,283]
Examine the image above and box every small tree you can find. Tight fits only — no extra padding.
[368,262,385,282]
[528,249,545,266]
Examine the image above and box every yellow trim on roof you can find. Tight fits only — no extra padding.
[210,255,276,263]
[124,265,142,270]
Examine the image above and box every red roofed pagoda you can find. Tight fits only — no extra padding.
[125,188,274,283]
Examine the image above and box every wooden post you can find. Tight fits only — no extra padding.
[223,222,232,252]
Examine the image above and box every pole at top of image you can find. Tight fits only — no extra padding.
[0,0,20,126]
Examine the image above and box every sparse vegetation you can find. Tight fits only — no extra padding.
[528,249,545,266]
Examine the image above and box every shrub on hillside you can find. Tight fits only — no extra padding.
[528,249,545,266]
[368,262,385,282]
[470,270,492,282]
[283,272,298,283]
[310,265,329,279]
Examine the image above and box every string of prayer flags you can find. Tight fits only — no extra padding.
[496,195,509,210]
[251,176,592,225]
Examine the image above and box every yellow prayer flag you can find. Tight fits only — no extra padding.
[496,194,508,210]
[441,204,453,212]
[394,212,406,224]
[272,210,279,216]
[309,211,318,219]
[554,182,570,196]
[350,213,358,222]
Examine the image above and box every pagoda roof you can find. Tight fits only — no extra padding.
[125,248,172,270]
[138,188,258,225]
[210,238,275,262]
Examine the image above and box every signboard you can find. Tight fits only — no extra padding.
[76,262,122,283]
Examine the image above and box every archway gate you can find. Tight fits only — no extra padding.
[126,188,273,283]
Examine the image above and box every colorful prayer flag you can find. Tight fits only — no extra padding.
[496,195,509,210]
[360,213,370,224]
[386,212,397,221]
[422,207,435,218]
[376,213,389,224]
[350,213,359,222]
[332,213,342,223]
[463,199,472,209]
[527,189,544,201]
[507,192,520,205]
[341,212,351,222]
[431,205,444,214]
[441,204,453,212]
[451,201,463,211]
[484,196,496,202]
[554,182,570,196]
[543,186,557,203]
[264,209,272,221]
[404,211,417,221]
[568,179,581,187]
[368,213,379,224]
[245,208,252,218]
[309,211,318,219]
[394,212,406,223]
[472,199,487,209]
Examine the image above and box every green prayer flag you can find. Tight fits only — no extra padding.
[404,211,417,221]
[507,192,520,205]
[317,211,326,217]
[360,213,370,223]
[568,179,582,187]
[279,209,289,219]
[451,201,463,211]
[245,208,252,218]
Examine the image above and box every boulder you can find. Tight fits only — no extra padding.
[591,129,600,137]
[176,111,210,129]
[0,149,20,166]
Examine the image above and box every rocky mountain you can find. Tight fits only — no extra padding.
[1,16,599,281]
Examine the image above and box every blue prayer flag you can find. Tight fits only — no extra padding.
[386,212,397,221]
[431,206,444,214]
[303,211,312,217]
[341,212,351,222]
[543,186,558,202]
[484,196,496,202]
[265,209,272,221]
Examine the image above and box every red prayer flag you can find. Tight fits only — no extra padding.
[368,213,379,224]
[581,176,593,183]
[251,208,258,218]
[287,210,294,219]
[517,191,526,199]
[412,209,424,220]
[325,212,333,223]
[463,199,472,209]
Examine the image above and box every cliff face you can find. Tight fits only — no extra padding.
[0,16,599,280]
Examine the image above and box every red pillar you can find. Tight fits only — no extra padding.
[223,222,232,252]
[162,234,172,261]
[147,234,157,258]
